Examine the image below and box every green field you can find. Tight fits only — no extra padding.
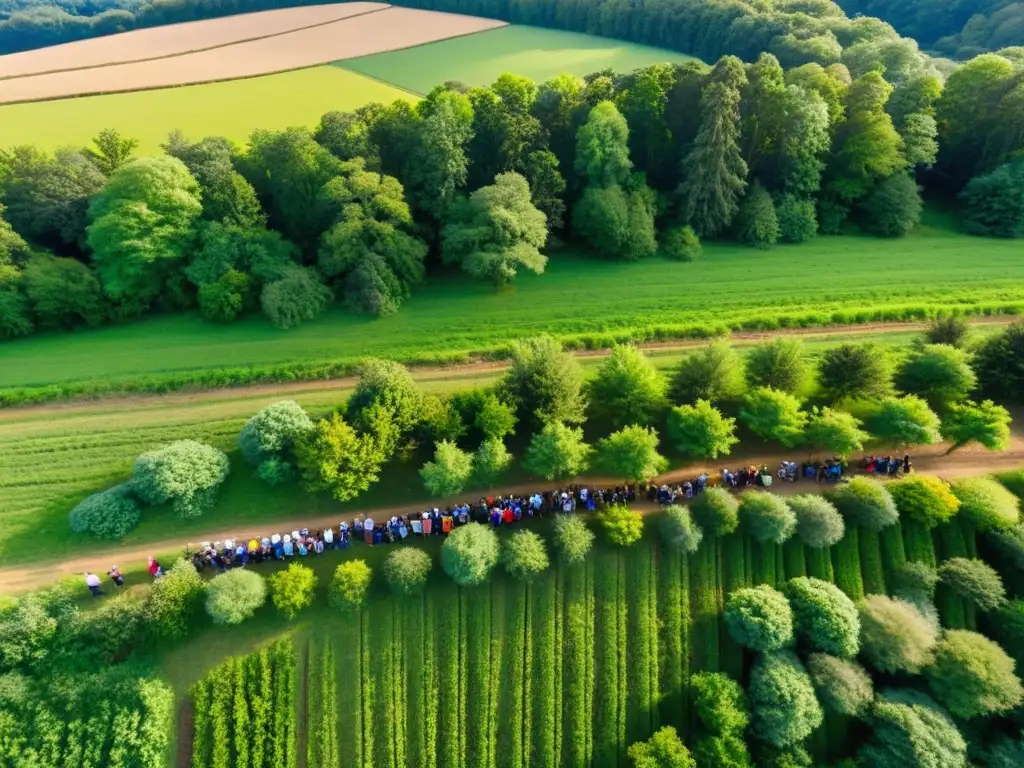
[3,211,1021,392]
[339,24,701,94]
[0,66,415,153]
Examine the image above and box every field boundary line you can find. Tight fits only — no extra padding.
[0,5,394,82]
[329,64,424,97]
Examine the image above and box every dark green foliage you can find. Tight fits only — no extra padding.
[859,174,922,237]
[503,334,587,427]
[661,225,702,261]
[739,492,796,544]
[859,528,886,595]
[745,338,810,394]
[832,476,898,530]
[345,357,422,437]
[259,265,332,330]
[786,576,860,658]
[669,342,743,405]
[660,505,703,553]
[572,181,658,260]
[938,558,1006,611]
[992,600,1024,669]
[724,585,793,651]
[690,487,740,537]
[734,182,780,249]
[197,268,250,322]
[22,253,105,328]
[974,322,1024,402]
[958,162,1024,239]
[68,482,141,539]
[867,394,942,447]
[895,344,977,408]
[893,561,938,603]
[831,528,864,600]
[747,651,823,748]
[924,316,971,348]
[589,345,667,428]
[817,343,892,403]
[775,196,817,243]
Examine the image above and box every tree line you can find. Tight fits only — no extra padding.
[1,51,1022,341]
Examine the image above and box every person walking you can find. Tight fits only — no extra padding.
[107,565,124,587]
[85,572,102,597]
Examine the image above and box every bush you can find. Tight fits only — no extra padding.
[345,357,423,436]
[776,196,817,243]
[786,577,860,658]
[420,440,474,497]
[925,316,971,348]
[925,630,1024,719]
[724,585,794,652]
[745,339,809,394]
[131,439,230,518]
[522,421,592,480]
[502,334,586,427]
[690,487,740,536]
[941,399,1012,453]
[958,161,1024,239]
[950,477,1019,532]
[587,344,667,428]
[789,495,844,548]
[807,653,873,716]
[858,595,937,674]
[748,651,823,748]
[472,438,512,485]
[817,343,893,403]
[659,505,703,553]
[858,689,967,768]
[831,476,898,530]
[328,560,372,611]
[867,394,942,447]
[441,523,499,586]
[938,558,1006,611]
[974,322,1024,402]
[690,671,749,735]
[739,387,806,447]
[735,181,780,249]
[628,725,695,767]
[268,563,318,620]
[553,516,595,564]
[260,265,332,329]
[257,457,295,486]
[596,504,644,546]
[666,400,738,459]
[661,225,702,261]
[68,483,141,539]
[198,268,249,322]
[502,530,550,580]
[892,561,939,603]
[595,425,668,482]
[889,475,960,529]
[803,406,868,458]
[859,173,922,237]
[205,570,267,625]
[668,342,743,404]
[382,548,433,596]
[739,492,796,544]
[895,344,977,408]
[473,393,517,440]
[145,559,203,640]
[238,400,314,466]
[22,252,105,328]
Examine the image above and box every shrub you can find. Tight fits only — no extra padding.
[553,516,595,564]
[690,672,749,735]
[627,725,695,767]
[734,181,780,249]
[938,558,1006,611]
[502,530,550,580]
[659,505,703,553]
[502,334,586,427]
[238,400,314,466]
[789,495,844,548]
[472,438,512,485]
[345,357,423,436]
[745,339,810,394]
[739,387,806,447]
[257,457,294,486]
[588,344,667,428]
[596,504,644,546]
[22,252,105,328]
[205,570,267,625]
[595,425,668,482]
[522,421,592,480]
[724,585,793,652]
[268,563,318,620]
[807,653,873,716]
[817,343,893,403]
[68,483,141,539]
[748,651,823,748]
[892,561,939,603]
[739,492,796,544]
[441,523,499,586]
[867,394,942,447]
[925,316,971,348]
[382,548,433,595]
[925,630,1024,719]
[803,407,867,458]
[472,393,517,440]
[662,225,702,261]
[668,341,743,404]
[949,477,1019,531]
[786,577,860,658]
[889,475,960,529]
[328,560,372,611]
[859,173,922,237]
[858,595,937,674]
[776,195,817,243]
[941,400,1012,453]
[420,440,474,497]
[131,439,230,518]
[858,689,967,768]
[974,322,1024,402]
[831,476,898,530]
[895,344,977,408]
[992,600,1024,669]
[145,559,203,640]
[666,400,738,459]
[690,487,740,536]
[958,161,1024,239]
[260,265,331,329]
[198,268,249,322]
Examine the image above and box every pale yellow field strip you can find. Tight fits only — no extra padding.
[0,8,505,104]
[0,3,388,79]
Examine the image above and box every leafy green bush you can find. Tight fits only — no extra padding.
[259,265,332,329]
[892,561,939,603]
[748,651,823,748]
[739,492,796,544]
[807,653,873,716]
[502,334,586,427]
[949,477,1019,532]
[734,181,780,249]
[867,395,942,447]
[776,196,817,243]
[627,725,695,767]
[938,557,1006,611]
[328,560,372,611]
[889,475,960,529]
[859,173,922,237]
[858,595,937,674]
[420,440,474,497]
[803,406,867,458]
[816,343,893,403]
[661,225,702,261]
[502,530,550,580]
[724,585,793,652]
[595,425,668,482]
[668,342,743,404]
[831,476,898,530]
[789,495,844,548]
[925,630,1024,719]
[68,483,141,539]
[690,672,749,735]
[441,523,499,586]
[596,504,644,547]
[895,344,977,408]
[268,563,318,620]
[958,161,1024,239]
[858,689,967,768]
[739,387,806,447]
[345,357,423,436]
[666,400,738,459]
[472,438,512,485]
[522,421,592,480]
[690,487,740,536]
[257,457,295,486]
[552,516,595,564]
[786,577,860,658]
[925,316,971,348]
[745,339,809,394]
[205,570,267,625]
[238,400,313,466]
[587,344,667,428]
[145,559,204,640]
[659,505,703,553]
[382,548,433,596]
[941,400,1012,453]
[130,439,230,518]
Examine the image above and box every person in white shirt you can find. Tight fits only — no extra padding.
[85,572,102,596]
[324,527,335,549]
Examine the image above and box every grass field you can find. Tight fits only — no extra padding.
[3,211,1021,392]
[339,24,701,94]
[0,65,415,152]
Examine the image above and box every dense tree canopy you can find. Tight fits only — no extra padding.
[747,651,823,749]
[859,689,967,768]
[786,577,861,658]
[832,476,899,530]
[667,400,739,460]
[925,630,1023,719]
[724,586,794,652]
[669,342,743,404]
[858,595,938,674]
[589,345,667,428]
[503,335,587,427]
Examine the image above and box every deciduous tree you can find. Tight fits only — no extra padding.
[588,345,667,428]
[858,595,937,673]
[522,421,592,480]
[503,335,587,426]
[817,343,893,402]
[441,523,499,586]
[725,585,794,651]
[205,570,266,625]
[925,630,1023,719]
[268,563,318,620]
[669,342,743,404]
[745,339,810,394]
[596,424,668,482]
[941,400,1012,453]
[740,387,807,447]
[666,400,739,459]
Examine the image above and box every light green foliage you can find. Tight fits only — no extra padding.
[868,395,942,447]
[442,172,548,285]
[574,100,632,187]
[268,563,318,620]
[259,265,332,329]
[690,487,740,537]
[690,671,750,735]
[745,339,810,394]
[83,128,138,175]
[382,548,433,596]
[205,569,267,625]
[502,530,550,580]
[889,475,960,529]
[522,421,592,480]
[667,400,738,459]
[895,344,977,408]
[441,523,500,586]
[786,576,860,658]
[859,689,967,768]
[22,253,105,329]
[474,394,517,440]
[596,424,668,482]
[659,505,703,554]
[130,439,229,518]
[740,387,807,447]
[734,182,780,249]
[860,173,923,237]
[789,494,844,548]
[941,400,1012,453]
[420,440,474,497]
[832,476,898,530]
[346,358,422,436]
[294,413,390,502]
[804,406,868,457]
[669,342,743,404]
[628,726,695,768]
[524,148,567,229]
[68,482,141,539]
[938,558,1006,611]
[739,492,797,544]
[0,593,58,670]
[472,438,512,485]
[198,268,249,322]
[858,595,937,674]
[775,196,817,243]
[807,653,873,716]
[503,334,587,426]
[925,630,1024,719]
[552,515,595,564]
[596,504,644,547]
[661,225,702,260]
[950,477,1019,531]
[417,392,466,445]
[725,585,794,652]
[238,399,314,467]
[328,560,372,611]
[748,651,823,748]
[588,345,667,428]
[146,558,204,640]
[817,343,893,402]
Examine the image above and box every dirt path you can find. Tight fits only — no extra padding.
[3,438,1020,593]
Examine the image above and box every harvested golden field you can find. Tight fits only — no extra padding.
[0,6,505,103]
[0,2,384,78]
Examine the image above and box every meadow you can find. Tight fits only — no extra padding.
[338,24,701,94]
